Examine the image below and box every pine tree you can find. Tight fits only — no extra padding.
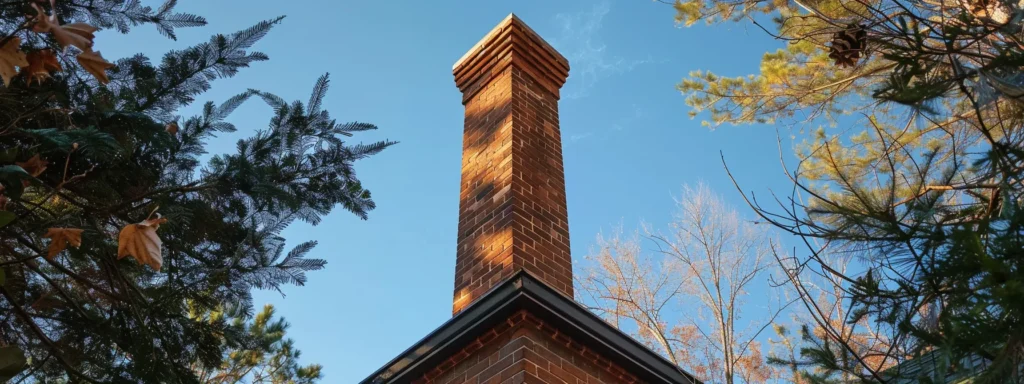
[672,0,1024,381]
[193,305,322,384]
[0,1,394,382]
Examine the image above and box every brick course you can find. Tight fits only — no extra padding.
[415,311,644,384]
[452,15,572,314]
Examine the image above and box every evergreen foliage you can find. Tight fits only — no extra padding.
[0,0,394,382]
[672,0,1024,381]
[193,304,323,384]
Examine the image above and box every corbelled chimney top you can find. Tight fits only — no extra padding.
[453,13,569,103]
[450,14,572,314]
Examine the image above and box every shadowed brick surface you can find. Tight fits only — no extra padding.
[452,14,572,314]
[363,14,701,384]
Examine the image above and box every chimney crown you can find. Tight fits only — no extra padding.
[453,14,569,103]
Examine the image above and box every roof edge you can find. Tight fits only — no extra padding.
[359,271,702,384]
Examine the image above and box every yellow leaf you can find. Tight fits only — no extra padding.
[30,4,96,53]
[117,217,167,270]
[76,50,114,84]
[41,228,83,260]
[0,37,28,87]
[24,49,61,86]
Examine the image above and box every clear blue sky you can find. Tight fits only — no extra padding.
[100,0,796,381]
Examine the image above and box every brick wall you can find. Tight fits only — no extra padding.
[452,15,572,314]
[415,311,644,384]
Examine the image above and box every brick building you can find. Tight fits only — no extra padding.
[361,14,700,384]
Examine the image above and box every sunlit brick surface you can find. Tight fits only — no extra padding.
[452,15,572,314]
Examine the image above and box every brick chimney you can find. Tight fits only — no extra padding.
[452,14,571,314]
[361,14,701,384]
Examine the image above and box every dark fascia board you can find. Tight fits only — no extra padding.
[359,271,702,384]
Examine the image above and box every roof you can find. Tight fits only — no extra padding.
[359,271,702,384]
[884,349,989,383]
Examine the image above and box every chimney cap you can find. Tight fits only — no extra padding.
[452,13,570,100]
[452,13,567,71]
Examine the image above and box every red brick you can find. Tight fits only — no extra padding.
[419,15,648,384]
[417,311,644,384]
[452,14,573,315]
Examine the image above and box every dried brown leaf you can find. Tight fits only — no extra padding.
[30,291,63,310]
[24,49,61,85]
[76,50,114,84]
[16,154,48,177]
[30,4,96,52]
[165,122,179,136]
[0,37,28,87]
[117,217,167,270]
[41,228,83,260]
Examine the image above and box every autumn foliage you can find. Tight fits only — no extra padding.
[674,0,1024,379]
[577,184,780,384]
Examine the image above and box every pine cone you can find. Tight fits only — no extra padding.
[967,0,1012,24]
[829,23,867,68]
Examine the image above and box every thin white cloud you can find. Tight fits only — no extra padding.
[611,104,647,131]
[551,1,656,100]
[570,132,594,142]
[567,104,649,147]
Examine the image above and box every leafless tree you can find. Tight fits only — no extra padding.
[767,246,906,382]
[577,183,787,384]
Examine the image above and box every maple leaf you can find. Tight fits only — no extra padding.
[0,37,28,87]
[16,154,48,177]
[24,49,61,85]
[165,122,179,136]
[117,217,168,270]
[76,50,114,84]
[30,4,97,53]
[42,228,83,260]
